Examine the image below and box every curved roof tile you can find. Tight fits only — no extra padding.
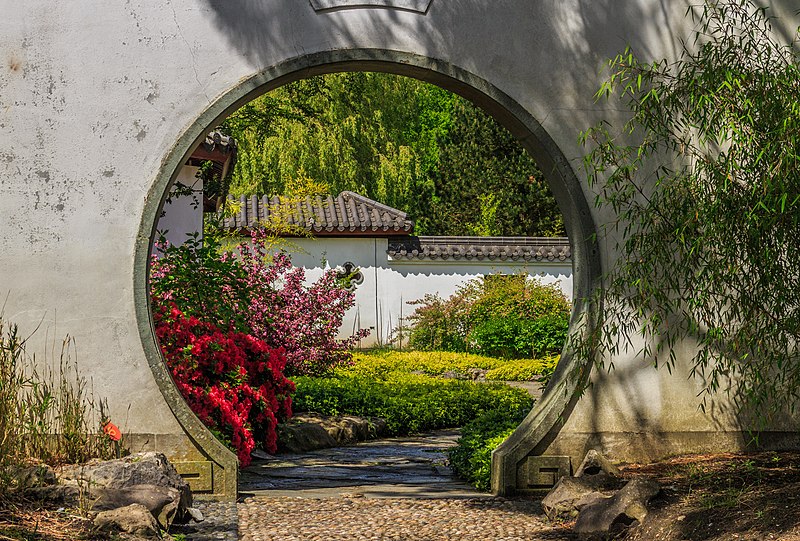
[387,236,571,263]
[224,191,415,236]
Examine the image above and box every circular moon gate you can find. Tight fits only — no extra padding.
[138,50,602,499]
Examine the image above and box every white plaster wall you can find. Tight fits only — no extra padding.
[280,237,572,347]
[1,0,796,455]
[157,165,203,248]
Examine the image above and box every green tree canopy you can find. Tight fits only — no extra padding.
[220,72,564,237]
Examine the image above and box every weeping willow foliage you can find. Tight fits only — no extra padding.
[221,72,563,237]
[580,0,800,422]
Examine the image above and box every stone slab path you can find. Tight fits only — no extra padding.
[240,429,477,499]
[235,429,576,540]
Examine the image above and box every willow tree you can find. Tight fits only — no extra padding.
[222,72,564,237]
[582,0,800,419]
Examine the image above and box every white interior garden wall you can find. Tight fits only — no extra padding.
[285,237,573,347]
[158,166,203,248]
[2,0,797,499]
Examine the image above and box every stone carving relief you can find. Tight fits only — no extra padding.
[310,0,433,14]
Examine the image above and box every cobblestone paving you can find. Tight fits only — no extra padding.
[238,496,577,541]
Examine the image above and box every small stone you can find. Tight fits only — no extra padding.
[187,506,204,522]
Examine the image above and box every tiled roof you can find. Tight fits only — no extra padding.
[387,236,571,262]
[225,191,415,236]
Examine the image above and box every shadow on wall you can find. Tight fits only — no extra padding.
[197,0,685,144]
[575,319,800,464]
[191,0,799,472]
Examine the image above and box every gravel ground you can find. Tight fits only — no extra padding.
[170,501,238,541]
[238,496,577,541]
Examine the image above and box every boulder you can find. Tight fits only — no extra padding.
[92,484,181,529]
[279,422,339,453]
[278,413,388,453]
[466,368,488,381]
[574,478,661,537]
[94,503,161,539]
[59,452,192,523]
[574,450,622,490]
[314,414,387,443]
[541,476,606,521]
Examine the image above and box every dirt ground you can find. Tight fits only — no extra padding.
[619,451,800,541]
[0,499,98,541]
[3,451,800,540]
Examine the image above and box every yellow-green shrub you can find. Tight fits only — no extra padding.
[344,350,557,382]
[484,356,558,382]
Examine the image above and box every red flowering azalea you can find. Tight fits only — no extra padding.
[154,304,294,466]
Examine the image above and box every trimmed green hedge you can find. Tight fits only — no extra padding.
[292,373,533,436]
[448,406,529,491]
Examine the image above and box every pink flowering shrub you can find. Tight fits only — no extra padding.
[150,231,367,462]
[236,237,369,375]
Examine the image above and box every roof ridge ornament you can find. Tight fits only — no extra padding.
[310,0,433,14]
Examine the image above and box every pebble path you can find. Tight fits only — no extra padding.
[238,496,576,541]
[180,429,574,540]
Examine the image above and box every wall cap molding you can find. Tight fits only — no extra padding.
[310,0,433,14]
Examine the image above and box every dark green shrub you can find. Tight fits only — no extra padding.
[292,373,532,436]
[520,314,569,357]
[468,317,523,358]
[407,274,570,357]
[448,405,529,491]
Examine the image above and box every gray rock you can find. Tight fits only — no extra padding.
[22,484,80,504]
[574,449,622,489]
[541,476,606,521]
[59,452,192,523]
[94,503,161,539]
[574,478,661,537]
[9,463,56,490]
[92,484,181,529]
[278,413,388,453]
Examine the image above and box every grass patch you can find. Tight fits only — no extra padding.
[1,315,116,490]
